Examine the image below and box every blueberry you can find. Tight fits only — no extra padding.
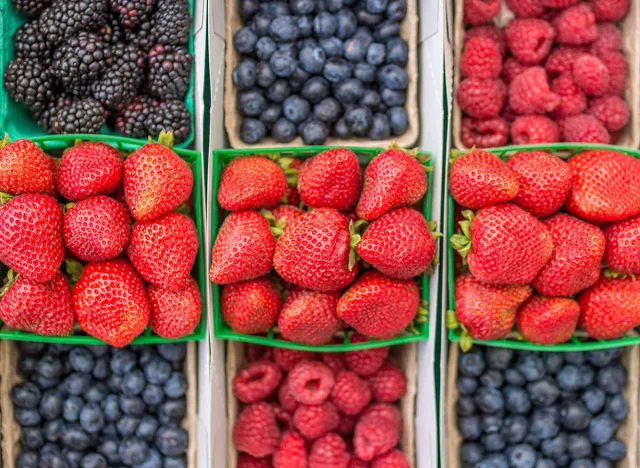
[542,353,563,375]
[117,416,141,437]
[118,370,145,398]
[594,458,613,468]
[289,67,310,90]
[119,437,150,465]
[508,444,537,468]
[266,79,291,103]
[586,349,618,368]
[605,394,628,421]
[530,407,560,440]
[460,441,484,465]
[323,57,353,82]
[343,37,367,62]
[563,352,585,365]
[97,438,120,464]
[84,382,109,403]
[37,355,63,380]
[11,382,41,409]
[456,395,476,416]
[237,89,267,117]
[260,2,292,18]
[357,9,383,26]
[260,104,282,128]
[386,0,407,21]
[19,356,38,378]
[291,0,315,15]
[120,394,146,416]
[80,403,105,434]
[157,344,186,362]
[20,342,46,356]
[380,87,406,106]
[301,76,330,103]
[249,13,271,36]
[570,460,595,468]
[255,38,277,62]
[501,415,527,443]
[33,374,60,390]
[92,357,109,381]
[366,0,389,14]
[503,368,526,386]
[377,64,408,90]
[597,364,626,394]
[233,27,258,54]
[81,453,107,468]
[596,439,626,461]
[568,433,593,459]
[233,60,256,91]
[50,344,73,355]
[365,42,386,66]
[326,0,343,12]
[475,454,509,468]
[333,117,351,138]
[527,377,560,407]
[155,425,188,456]
[101,394,122,422]
[560,400,591,431]
[523,432,541,448]
[133,415,159,442]
[299,46,327,74]
[141,385,164,408]
[320,37,343,57]
[501,385,531,414]
[68,347,94,373]
[458,415,482,440]
[334,78,364,104]
[480,412,503,434]
[314,12,337,38]
[556,365,581,391]
[20,426,44,450]
[43,419,65,442]
[353,62,377,83]
[16,407,42,426]
[336,8,358,39]
[541,432,567,459]
[282,95,311,123]
[63,396,84,422]
[269,49,298,77]
[158,398,187,424]
[482,433,506,452]
[111,349,137,375]
[108,374,123,393]
[272,118,297,142]
[40,453,68,468]
[17,451,39,468]
[344,106,372,136]
[269,16,300,42]
[474,387,504,413]
[297,16,314,38]
[386,37,409,66]
[481,349,512,372]
[374,20,401,42]
[368,113,390,140]
[42,444,62,457]
[589,413,618,445]
[238,0,259,19]
[164,457,187,468]
[360,90,381,109]
[139,449,163,468]
[164,372,187,399]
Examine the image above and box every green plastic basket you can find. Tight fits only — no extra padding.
[447,142,640,352]
[0,134,207,344]
[0,1,196,148]
[211,146,435,351]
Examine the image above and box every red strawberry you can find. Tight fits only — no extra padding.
[73,259,150,347]
[578,276,640,339]
[336,271,420,340]
[0,271,73,336]
[356,146,429,221]
[356,207,437,279]
[57,141,123,201]
[63,196,131,262]
[218,156,287,211]
[283,158,304,206]
[221,277,282,334]
[127,212,198,291]
[124,142,193,221]
[565,149,640,223]
[516,295,581,345]
[603,215,640,275]
[0,194,64,282]
[272,205,304,228]
[449,149,519,210]
[298,148,362,211]
[532,213,605,296]
[278,288,343,345]
[45,156,59,198]
[210,211,276,284]
[0,138,55,195]
[450,204,553,285]
[148,276,202,339]
[273,208,358,291]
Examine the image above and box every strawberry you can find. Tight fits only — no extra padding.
[356,145,429,221]
[449,273,532,349]
[449,149,519,209]
[516,295,581,345]
[336,270,420,340]
[0,137,55,195]
[298,148,362,211]
[73,259,150,347]
[532,213,605,296]
[148,276,202,339]
[450,204,553,285]
[127,212,198,291]
[221,277,283,334]
[283,158,304,206]
[218,156,287,211]
[57,141,123,201]
[210,211,276,284]
[565,149,640,223]
[273,208,358,291]
[578,276,640,339]
[507,151,573,218]
[278,288,343,345]
[0,271,73,336]
[63,196,131,262]
[272,205,305,228]
[124,142,193,221]
[603,215,640,275]
[45,156,60,198]
[355,207,438,279]
[0,194,64,282]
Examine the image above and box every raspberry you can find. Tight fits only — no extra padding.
[309,433,350,468]
[544,45,586,76]
[588,94,629,131]
[238,454,273,468]
[591,0,629,21]
[371,450,410,468]
[552,4,597,45]
[509,66,560,114]
[273,348,319,371]
[510,115,559,144]
[502,58,528,84]
[278,380,300,413]
[274,431,307,468]
[294,402,341,439]
[367,360,407,403]
[540,0,578,6]
[505,0,546,18]
[361,403,402,433]
[456,78,507,119]
[234,402,281,458]
[349,456,370,468]
[461,37,502,79]
[502,104,518,123]
[460,117,509,148]
[560,114,609,143]
[573,54,610,96]
[338,415,357,435]
[246,343,273,362]
[322,352,347,372]
[233,360,283,403]
[344,336,389,376]
[288,361,335,405]
[609,130,620,143]
[463,0,500,25]
[504,19,555,65]
[331,371,373,415]
[273,404,294,431]
[353,415,399,461]
[465,24,506,56]
[599,50,627,96]
[551,73,587,118]
[590,23,623,56]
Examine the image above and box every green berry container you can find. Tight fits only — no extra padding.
[447,142,640,352]
[0,0,196,148]
[0,134,207,344]
[211,146,435,352]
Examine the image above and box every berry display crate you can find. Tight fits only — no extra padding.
[211,146,434,351]
[0,0,197,148]
[0,134,207,345]
[447,142,640,352]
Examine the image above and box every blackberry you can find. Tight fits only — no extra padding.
[125,20,156,52]
[39,0,109,46]
[148,44,192,101]
[36,95,76,133]
[145,99,191,142]
[70,82,93,97]
[110,0,156,30]
[112,43,147,88]
[99,17,125,44]
[14,21,52,65]
[93,43,146,109]
[52,32,112,87]
[3,58,54,113]
[115,96,157,138]
[53,98,107,134]
[11,0,49,14]
[152,0,191,45]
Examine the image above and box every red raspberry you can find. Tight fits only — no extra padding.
[465,24,506,56]
[553,4,597,45]
[246,343,273,362]
[560,114,609,143]
[322,352,347,373]
[348,456,370,468]
[540,0,578,6]
[502,103,518,123]
[463,0,500,25]
[544,45,586,76]
[234,402,281,458]
[344,336,389,376]
[288,361,335,405]
[590,23,622,56]
[331,371,373,415]
[510,115,559,144]
[238,454,272,468]
[294,402,341,439]
[551,73,587,118]
[461,117,509,148]
[461,37,502,79]
[233,360,283,403]
[371,450,410,468]
[360,403,403,433]
[599,50,627,96]
[573,54,610,96]
[588,94,630,131]
[509,66,560,114]
[505,0,546,18]
[367,360,407,403]
[502,58,528,84]
[337,415,357,436]
[456,78,507,119]
[591,0,629,21]
[273,348,318,371]
[504,19,555,65]
[354,415,399,461]
[278,380,300,413]
[273,404,294,431]
[309,433,350,468]
[273,431,307,468]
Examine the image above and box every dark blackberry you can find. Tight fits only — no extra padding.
[3,58,54,113]
[36,95,76,133]
[125,20,156,52]
[11,0,49,14]
[110,0,156,30]
[115,96,157,138]
[99,17,125,44]
[14,21,52,65]
[70,82,93,97]
[51,32,112,87]
[145,99,191,142]
[112,43,147,88]
[53,97,107,134]
[92,43,146,109]
[39,0,109,46]
[152,0,191,46]
[147,44,192,101]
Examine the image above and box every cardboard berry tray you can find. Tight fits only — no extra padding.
[0,134,207,345]
[451,0,640,150]
[210,145,434,351]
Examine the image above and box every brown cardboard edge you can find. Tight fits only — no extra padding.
[445,342,640,468]
[223,0,420,149]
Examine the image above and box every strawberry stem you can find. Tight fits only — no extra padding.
[64,259,84,285]
[0,192,14,206]
[460,329,473,352]
[449,211,475,261]
[154,130,175,149]
[603,269,635,280]
[0,269,17,298]
[348,219,368,270]
[445,309,460,330]
[260,209,286,238]
[0,133,9,149]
